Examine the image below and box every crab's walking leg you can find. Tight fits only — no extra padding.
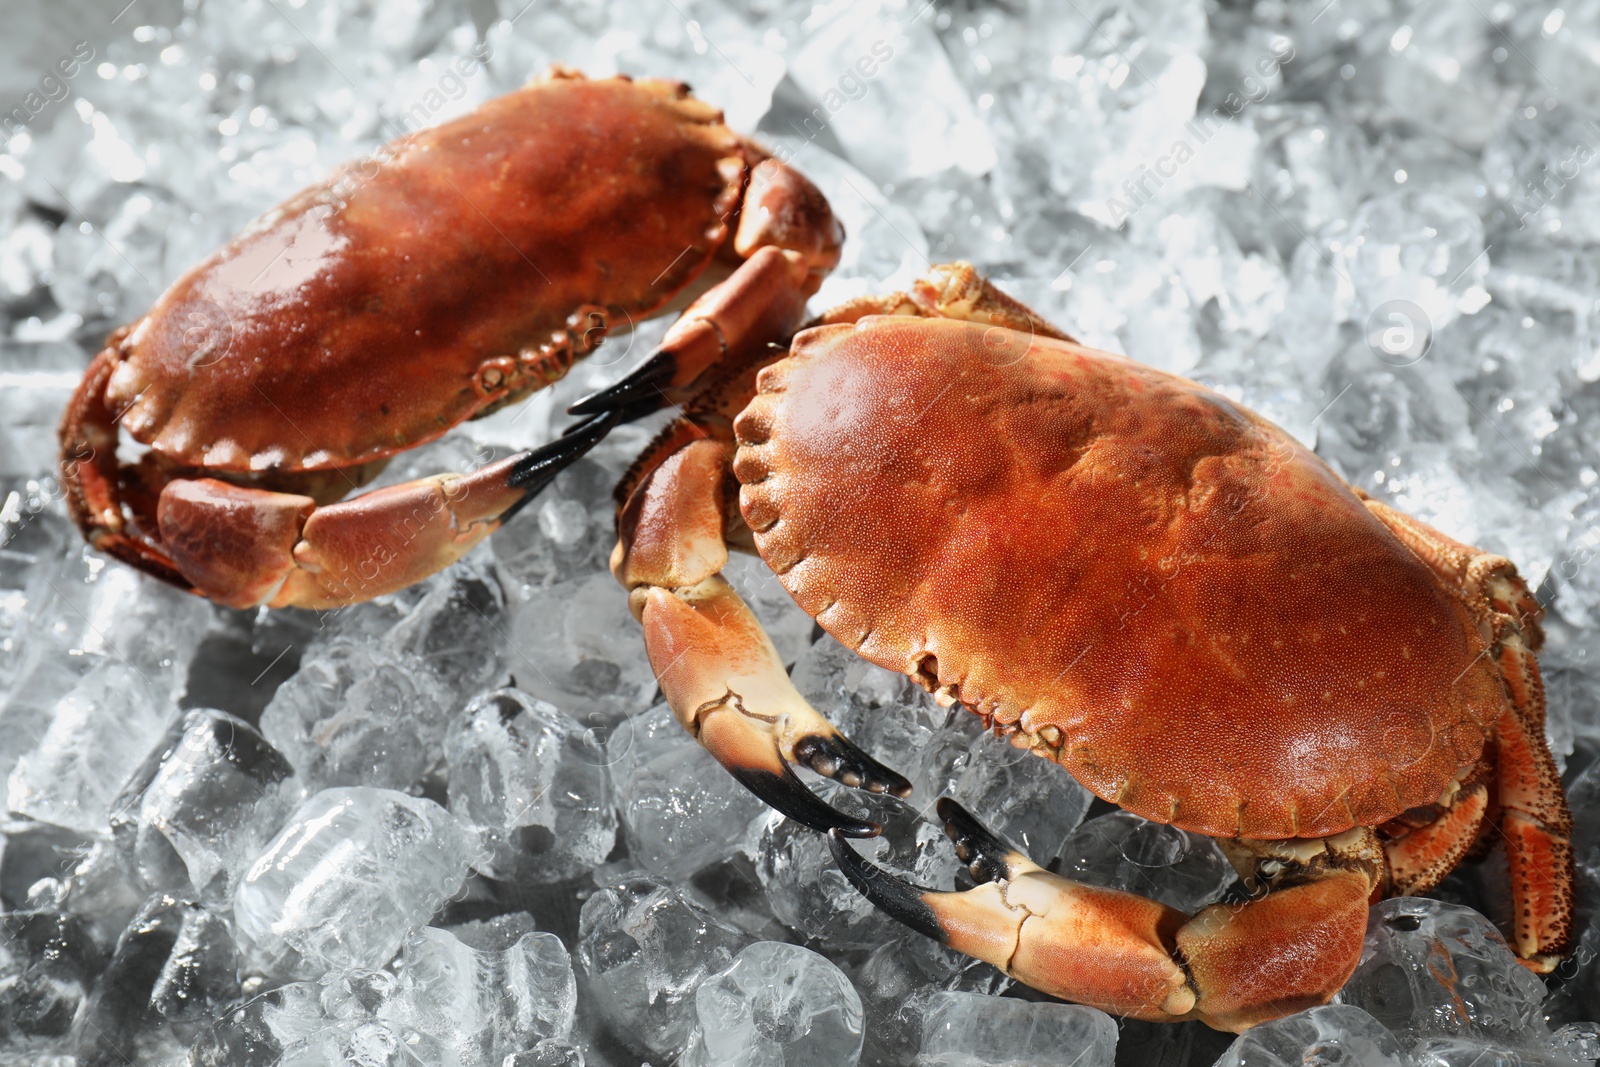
[1380,749,1496,896]
[833,799,1382,1033]
[614,436,911,837]
[1363,498,1574,970]
[149,414,618,610]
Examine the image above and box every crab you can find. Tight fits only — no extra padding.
[600,262,1575,1032]
[58,68,842,609]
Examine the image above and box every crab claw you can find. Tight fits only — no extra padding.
[500,408,624,521]
[832,800,1389,1031]
[569,246,813,419]
[642,575,909,840]
[728,727,911,838]
[567,350,675,418]
[714,719,883,839]
[829,803,1198,1024]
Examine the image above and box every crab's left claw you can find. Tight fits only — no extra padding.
[640,573,910,839]
[828,807,1199,1024]
[833,799,1381,1032]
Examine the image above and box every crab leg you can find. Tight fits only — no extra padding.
[832,799,1382,1033]
[1362,498,1574,969]
[59,339,195,589]
[570,245,815,419]
[149,415,617,610]
[614,436,910,837]
[570,153,841,420]
[1381,749,1496,896]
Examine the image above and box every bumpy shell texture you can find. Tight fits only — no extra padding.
[733,317,1505,840]
[108,74,743,472]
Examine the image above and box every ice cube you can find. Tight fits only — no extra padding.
[680,941,864,1067]
[7,660,177,835]
[754,783,957,950]
[577,873,748,1059]
[258,559,507,796]
[501,1041,587,1065]
[48,183,187,324]
[853,936,1009,1067]
[1374,1,1516,151]
[1339,897,1549,1044]
[506,573,657,719]
[447,912,539,953]
[233,788,478,979]
[70,893,238,1064]
[381,559,508,696]
[259,636,455,792]
[913,990,1118,1067]
[0,909,104,1039]
[446,687,617,884]
[787,0,995,184]
[609,708,766,883]
[947,738,1093,863]
[1054,809,1235,914]
[378,925,577,1063]
[107,708,296,900]
[56,839,149,953]
[1332,189,1489,341]
[1213,1004,1408,1067]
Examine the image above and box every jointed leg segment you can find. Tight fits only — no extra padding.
[832,800,1383,1033]
[1364,497,1574,970]
[614,438,910,837]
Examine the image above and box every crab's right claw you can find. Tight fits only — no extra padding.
[829,804,1200,1024]
[705,709,882,839]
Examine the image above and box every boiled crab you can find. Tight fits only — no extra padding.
[601,262,1574,1031]
[58,68,841,609]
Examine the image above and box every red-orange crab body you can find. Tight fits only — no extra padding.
[739,320,1497,842]
[603,265,1574,1032]
[60,69,841,609]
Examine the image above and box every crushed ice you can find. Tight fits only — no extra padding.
[3,0,1600,1065]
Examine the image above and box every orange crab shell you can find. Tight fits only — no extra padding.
[731,316,1507,841]
[104,72,747,475]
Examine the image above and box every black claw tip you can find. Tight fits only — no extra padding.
[497,411,622,523]
[828,831,947,943]
[729,762,880,838]
[935,797,1019,884]
[567,350,676,416]
[505,409,619,491]
[792,734,914,799]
